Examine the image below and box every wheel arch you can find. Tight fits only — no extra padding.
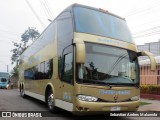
[45,83,55,103]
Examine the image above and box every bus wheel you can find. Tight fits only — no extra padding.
[47,90,56,112]
[20,87,26,98]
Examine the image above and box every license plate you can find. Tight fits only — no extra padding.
[110,106,121,111]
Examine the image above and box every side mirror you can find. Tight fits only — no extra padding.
[75,43,86,64]
[138,51,156,71]
[74,38,86,64]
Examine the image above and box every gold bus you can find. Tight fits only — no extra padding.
[19,4,156,113]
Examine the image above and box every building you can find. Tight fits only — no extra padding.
[139,56,160,85]
[137,41,160,60]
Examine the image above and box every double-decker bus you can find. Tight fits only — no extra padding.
[19,4,156,113]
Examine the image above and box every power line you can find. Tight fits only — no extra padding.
[133,26,160,35]
[125,1,160,17]
[25,0,45,28]
[130,18,160,29]
[133,28,160,38]
[132,25,160,38]
[124,1,159,16]
[133,32,160,38]
[39,0,50,19]
[0,29,21,36]
[42,0,54,19]
[39,0,54,20]
[0,35,19,42]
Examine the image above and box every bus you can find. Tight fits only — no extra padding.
[0,72,9,89]
[19,4,156,113]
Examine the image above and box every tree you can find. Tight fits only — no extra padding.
[10,27,40,65]
[21,27,40,43]
[10,65,19,77]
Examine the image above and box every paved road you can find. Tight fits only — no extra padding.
[139,99,160,111]
[0,89,159,120]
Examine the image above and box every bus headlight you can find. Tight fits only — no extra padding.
[130,96,140,101]
[77,95,98,102]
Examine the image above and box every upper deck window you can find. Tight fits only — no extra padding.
[73,6,134,43]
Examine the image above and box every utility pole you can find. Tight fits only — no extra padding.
[7,65,9,73]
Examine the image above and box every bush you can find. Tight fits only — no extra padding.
[140,85,160,95]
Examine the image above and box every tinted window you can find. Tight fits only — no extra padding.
[0,78,7,82]
[57,11,73,81]
[63,53,73,83]
[24,68,34,80]
[22,22,56,61]
[58,45,73,83]
[45,59,53,79]
[77,43,139,85]
[57,12,73,57]
[24,59,53,80]
[74,7,134,43]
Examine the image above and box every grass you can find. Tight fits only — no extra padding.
[140,102,152,106]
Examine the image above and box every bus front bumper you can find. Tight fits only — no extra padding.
[74,99,140,112]
[0,84,9,89]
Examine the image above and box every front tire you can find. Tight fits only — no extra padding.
[20,86,26,98]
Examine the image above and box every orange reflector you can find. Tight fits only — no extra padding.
[99,8,108,12]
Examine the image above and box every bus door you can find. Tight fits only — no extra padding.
[59,48,74,110]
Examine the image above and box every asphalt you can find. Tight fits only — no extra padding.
[2,89,160,112]
[138,98,160,111]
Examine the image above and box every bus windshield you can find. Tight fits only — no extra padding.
[77,43,139,86]
[74,6,134,43]
[0,78,8,83]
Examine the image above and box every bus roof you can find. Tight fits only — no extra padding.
[56,3,125,21]
[20,4,127,59]
[75,4,125,20]
[0,72,9,78]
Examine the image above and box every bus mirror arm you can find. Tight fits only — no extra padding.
[138,51,156,71]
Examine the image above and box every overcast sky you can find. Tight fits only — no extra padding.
[0,0,160,72]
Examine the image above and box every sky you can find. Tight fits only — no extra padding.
[0,0,160,72]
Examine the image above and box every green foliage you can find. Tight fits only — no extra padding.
[21,27,40,43]
[10,27,40,65]
[10,65,19,77]
[10,27,40,77]
[10,42,26,64]
[140,102,151,106]
[140,85,160,95]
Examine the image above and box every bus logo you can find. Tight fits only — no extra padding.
[114,94,118,101]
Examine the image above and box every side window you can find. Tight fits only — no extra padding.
[34,65,39,80]
[57,11,73,81]
[45,59,53,79]
[24,59,53,80]
[57,12,73,56]
[24,69,34,80]
[57,11,73,57]
[58,45,73,83]
[63,53,73,83]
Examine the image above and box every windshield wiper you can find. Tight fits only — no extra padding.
[105,83,112,88]
[108,53,128,75]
